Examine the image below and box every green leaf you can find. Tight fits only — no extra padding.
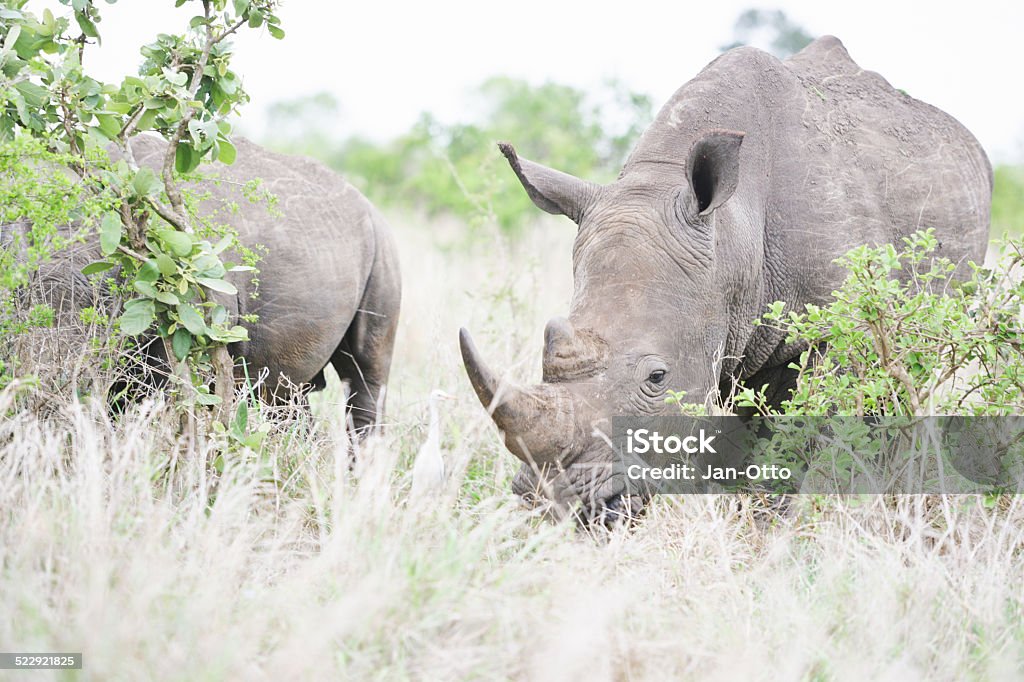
[212,235,233,254]
[171,327,192,361]
[242,431,266,450]
[14,81,48,109]
[3,25,21,53]
[197,277,237,295]
[136,108,158,131]
[176,303,206,335]
[138,259,160,283]
[217,139,236,165]
[223,325,249,342]
[155,253,177,277]
[233,399,248,435]
[134,280,159,298]
[195,390,222,406]
[160,230,193,257]
[192,254,225,276]
[75,14,99,40]
[131,167,161,197]
[210,305,228,326]
[163,68,188,87]
[155,291,179,305]
[82,260,116,276]
[119,299,155,335]
[105,101,132,114]
[99,212,122,256]
[267,24,285,40]
[233,0,251,15]
[94,113,122,139]
[174,142,200,173]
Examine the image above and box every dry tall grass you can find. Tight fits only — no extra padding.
[1,217,1022,680]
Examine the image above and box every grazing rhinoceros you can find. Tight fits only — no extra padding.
[16,135,401,433]
[459,36,991,523]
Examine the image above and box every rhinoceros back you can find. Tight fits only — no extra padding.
[125,135,385,389]
[781,36,991,271]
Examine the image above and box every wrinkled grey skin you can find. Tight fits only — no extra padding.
[9,135,401,432]
[460,36,991,525]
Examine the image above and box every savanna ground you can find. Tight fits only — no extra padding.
[2,213,1023,681]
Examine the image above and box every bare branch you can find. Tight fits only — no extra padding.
[145,196,184,227]
[118,106,146,144]
[213,17,248,45]
[117,244,148,263]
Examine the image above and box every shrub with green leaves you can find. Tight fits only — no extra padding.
[742,230,1024,417]
[700,230,1024,494]
[0,0,284,411]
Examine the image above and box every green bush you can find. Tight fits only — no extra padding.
[992,165,1024,237]
[0,0,283,411]
[743,230,1024,416]
[666,230,1024,494]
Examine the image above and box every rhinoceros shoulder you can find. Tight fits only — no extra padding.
[784,35,862,78]
[781,35,990,190]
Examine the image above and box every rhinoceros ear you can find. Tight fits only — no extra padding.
[498,142,599,224]
[686,129,745,216]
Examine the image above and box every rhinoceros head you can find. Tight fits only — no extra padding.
[460,131,750,526]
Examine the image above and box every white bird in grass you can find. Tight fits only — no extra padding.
[411,389,457,498]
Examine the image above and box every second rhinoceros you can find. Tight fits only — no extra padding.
[459,36,991,523]
[17,135,401,433]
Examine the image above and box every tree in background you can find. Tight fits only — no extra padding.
[262,90,340,160]
[261,77,653,235]
[719,8,814,58]
[992,165,1024,236]
[257,7,1022,242]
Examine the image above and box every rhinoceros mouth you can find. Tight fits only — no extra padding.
[593,493,648,529]
[511,458,649,529]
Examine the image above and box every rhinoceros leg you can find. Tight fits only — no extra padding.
[331,304,398,435]
[330,223,401,436]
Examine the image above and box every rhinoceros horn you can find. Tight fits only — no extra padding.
[459,328,575,465]
[497,142,600,224]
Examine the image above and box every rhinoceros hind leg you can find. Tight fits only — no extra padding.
[330,267,400,437]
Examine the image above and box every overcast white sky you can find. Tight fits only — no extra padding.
[50,0,1024,162]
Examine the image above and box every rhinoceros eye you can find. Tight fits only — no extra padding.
[648,369,666,384]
